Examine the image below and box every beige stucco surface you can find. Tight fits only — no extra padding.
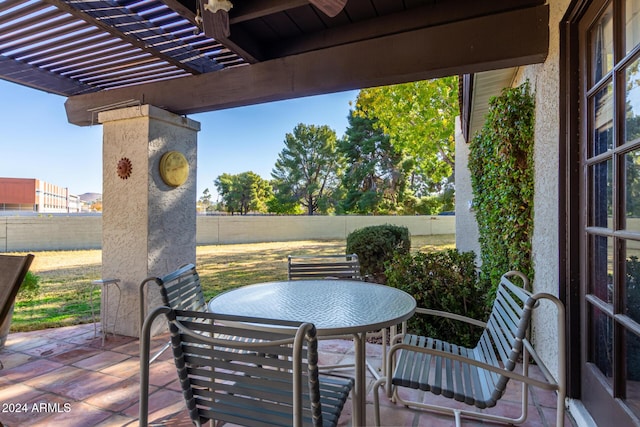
[516,0,571,380]
[454,116,481,262]
[98,105,199,337]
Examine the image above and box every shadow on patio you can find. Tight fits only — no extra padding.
[0,323,573,427]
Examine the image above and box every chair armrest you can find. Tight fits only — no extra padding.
[391,307,487,344]
[415,307,487,328]
[139,276,161,333]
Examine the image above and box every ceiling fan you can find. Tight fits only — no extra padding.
[308,0,348,17]
[201,0,347,18]
[198,0,347,51]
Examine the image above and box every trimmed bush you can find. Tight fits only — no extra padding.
[346,224,410,283]
[385,249,488,347]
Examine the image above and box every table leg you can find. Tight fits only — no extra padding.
[353,332,367,426]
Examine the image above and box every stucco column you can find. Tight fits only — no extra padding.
[98,105,200,337]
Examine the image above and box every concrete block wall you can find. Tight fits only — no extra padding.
[196,215,455,245]
[0,215,455,252]
[0,216,102,252]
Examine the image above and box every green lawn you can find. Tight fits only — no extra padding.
[9,235,455,332]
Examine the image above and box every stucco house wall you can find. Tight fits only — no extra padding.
[517,0,571,380]
[454,117,481,261]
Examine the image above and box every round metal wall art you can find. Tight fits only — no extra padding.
[117,157,132,180]
[159,151,189,187]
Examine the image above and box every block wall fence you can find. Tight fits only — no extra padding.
[0,215,455,252]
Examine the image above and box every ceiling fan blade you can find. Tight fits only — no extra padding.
[309,0,347,18]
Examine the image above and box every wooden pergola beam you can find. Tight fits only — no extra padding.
[65,4,548,126]
[229,0,309,24]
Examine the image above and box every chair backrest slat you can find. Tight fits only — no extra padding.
[288,254,361,281]
[473,272,537,398]
[156,264,206,312]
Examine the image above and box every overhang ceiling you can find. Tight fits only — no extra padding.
[465,68,519,141]
[0,0,549,125]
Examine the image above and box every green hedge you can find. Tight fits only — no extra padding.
[346,224,410,283]
[385,249,488,347]
[468,81,535,295]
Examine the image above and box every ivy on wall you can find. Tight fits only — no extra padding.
[468,81,535,292]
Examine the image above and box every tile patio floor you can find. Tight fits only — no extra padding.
[0,323,574,427]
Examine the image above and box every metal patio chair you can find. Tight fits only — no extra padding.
[0,254,35,356]
[287,254,362,281]
[287,253,388,377]
[139,263,206,363]
[373,271,566,427]
[0,254,34,327]
[140,307,354,427]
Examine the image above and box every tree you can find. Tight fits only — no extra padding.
[338,112,408,214]
[354,77,459,192]
[271,123,343,215]
[198,188,213,213]
[214,172,272,215]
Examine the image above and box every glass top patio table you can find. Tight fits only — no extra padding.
[208,279,416,427]
[208,279,416,335]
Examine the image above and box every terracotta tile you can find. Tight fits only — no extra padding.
[94,334,138,350]
[0,383,46,408]
[1,358,64,383]
[29,401,112,427]
[123,388,185,420]
[478,398,541,425]
[531,384,562,409]
[3,331,33,346]
[151,409,193,426]
[60,371,128,400]
[134,360,179,387]
[319,350,351,368]
[72,350,130,371]
[84,378,154,412]
[165,378,183,392]
[539,404,571,427]
[319,339,354,354]
[66,331,105,346]
[99,356,140,378]
[48,346,102,365]
[23,365,88,392]
[92,414,138,427]
[368,400,418,427]
[0,351,34,372]
[5,335,58,352]
[42,324,94,341]
[0,391,69,426]
[21,340,79,358]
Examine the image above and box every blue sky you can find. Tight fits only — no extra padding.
[0,79,358,198]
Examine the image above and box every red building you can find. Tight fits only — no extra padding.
[0,178,81,213]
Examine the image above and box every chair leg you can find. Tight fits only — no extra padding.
[149,341,170,364]
[372,377,386,427]
[453,409,462,427]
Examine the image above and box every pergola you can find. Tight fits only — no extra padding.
[1,0,549,336]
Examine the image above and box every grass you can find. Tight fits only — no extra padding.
[8,235,455,332]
